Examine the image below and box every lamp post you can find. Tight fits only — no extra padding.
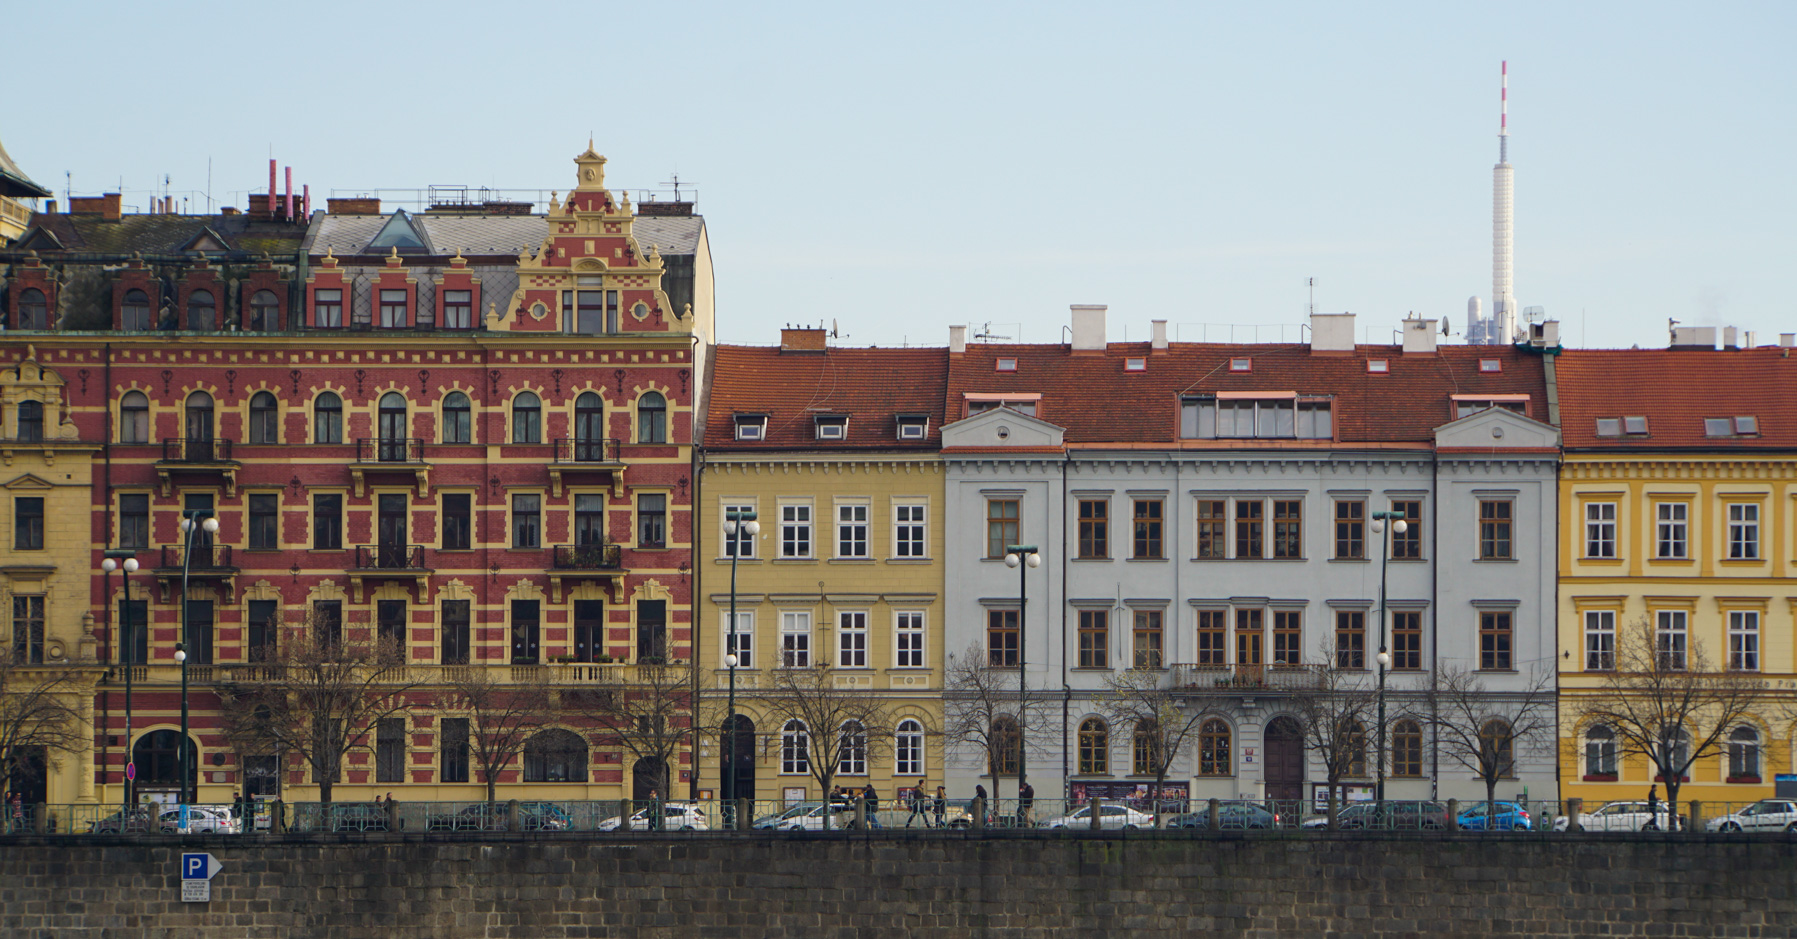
[101,550,139,809]
[177,510,219,809]
[1003,544,1041,806]
[722,508,759,817]
[1370,510,1407,803]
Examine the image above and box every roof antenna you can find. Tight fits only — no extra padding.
[1307,277,1316,316]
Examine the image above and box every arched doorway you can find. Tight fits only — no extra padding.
[131,730,198,805]
[1264,716,1305,805]
[184,392,214,460]
[377,392,408,461]
[632,757,668,802]
[574,392,604,460]
[720,715,755,802]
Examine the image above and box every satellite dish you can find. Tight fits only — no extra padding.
[1441,317,1451,337]
[831,318,839,338]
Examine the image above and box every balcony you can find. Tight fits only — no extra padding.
[1167,663,1321,694]
[154,438,239,496]
[547,543,626,600]
[349,544,432,597]
[548,437,623,497]
[152,544,237,601]
[349,437,430,497]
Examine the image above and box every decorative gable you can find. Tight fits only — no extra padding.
[940,406,1066,451]
[13,227,63,252]
[180,226,233,253]
[1434,407,1560,450]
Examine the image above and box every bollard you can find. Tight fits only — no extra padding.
[506,799,519,832]
[1207,798,1221,831]
[32,803,46,835]
[1566,798,1582,832]
[1089,797,1102,831]
[854,797,867,830]
[1327,792,1339,831]
[271,800,286,834]
[971,795,985,831]
[737,797,752,831]
[620,799,632,832]
[384,797,399,832]
[1447,799,1459,832]
[1688,801,1702,835]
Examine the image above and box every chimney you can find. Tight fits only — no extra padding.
[779,326,827,353]
[1671,326,1717,349]
[1150,319,1168,352]
[268,159,277,216]
[1310,312,1356,354]
[1723,326,1739,350]
[1070,304,1107,352]
[284,166,294,220]
[1783,334,1796,348]
[43,199,56,214]
[68,193,122,220]
[949,325,967,354]
[220,206,240,216]
[303,184,311,218]
[1743,330,1757,349]
[1402,316,1439,355]
[327,197,381,215]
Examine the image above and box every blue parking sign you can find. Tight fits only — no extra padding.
[181,853,221,880]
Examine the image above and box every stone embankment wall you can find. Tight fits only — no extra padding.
[0,832,1791,938]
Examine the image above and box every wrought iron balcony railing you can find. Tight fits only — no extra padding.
[160,437,233,463]
[551,437,621,464]
[158,544,234,570]
[356,437,426,464]
[354,544,427,570]
[551,544,624,571]
[1167,663,1321,691]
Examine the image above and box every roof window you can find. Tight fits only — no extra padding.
[733,414,767,441]
[1705,416,1760,438]
[995,357,1018,372]
[965,394,1040,418]
[814,415,848,441]
[1595,418,1623,437]
[896,414,929,441]
[1367,359,1389,374]
[1451,395,1529,420]
[1622,416,1649,435]
[1180,394,1331,440]
[1229,357,1252,372]
[1124,357,1147,372]
[1479,359,1502,373]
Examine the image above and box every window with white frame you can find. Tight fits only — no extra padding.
[895,612,925,668]
[722,503,757,558]
[894,503,927,558]
[1728,504,1760,560]
[1655,503,1688,559]
[1585,725,1617,777]
[1584,502,1616,558]
[723,610,754,668]
[1180,396,1332,440]
[1656,610,1688,670]
[836,503,869,558]
[781,720,809,774]
[1584,610,1615,671]
[780,611,811,667]
[837,721,868,776]
[1728,610,1759,672]
[838,611,868,668]
[895,719,924,775]
[780,503,813,558]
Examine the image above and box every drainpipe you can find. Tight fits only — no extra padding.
[102,342,114,797]
[1060,451,1070,790]
[1428,450,1440,800]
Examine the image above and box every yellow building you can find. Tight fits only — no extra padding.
[1557,347,1797,808]
[696,333,947,807]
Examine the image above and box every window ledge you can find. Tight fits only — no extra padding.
[828,558,876,565]
[1649,557,1695,565]
[1652,775,1691,783]
[1726,776,1762,785]
[1719,559,1765,565]
[1127,557,1170,563]
[1579,557,1624,564]
[1329,558,1371,564]
[884,558,934,564]
[1582,774,1618,783]
[772,558,819,564]
[1070,666,1116,672]
[1387,557,1427,563]
[1472,557,1519,564]
[714,557,763,564]
[1073,557,1115,562]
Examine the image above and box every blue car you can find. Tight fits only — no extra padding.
[1455,800,1532,831]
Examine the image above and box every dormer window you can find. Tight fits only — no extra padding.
[1367,359,1389,374]
[1623,416,1649,435]
[1595,418,1623,437]
[965,394,1039,418]
[1124,357,1147,372]
[1180,394,1331,440]
[815,415,848,441]
[1480,359,1502,373]
[734,414,768,441]
[1706,416,1760,438]
[1452,395,1529,420]
[1229,357,1252,372]
[995,357,1018,372]
[896,414,929,441]
[1735,416,1759,435]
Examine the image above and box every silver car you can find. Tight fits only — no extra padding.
[597,802,709,831]
[1553,801,1680,832]
[1037,803,1155,830]
[1706,799,1797,833]
[159,805,240,835]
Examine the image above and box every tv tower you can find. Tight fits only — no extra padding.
[1492,61,1515,344]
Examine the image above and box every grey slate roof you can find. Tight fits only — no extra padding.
[305,213,703,258]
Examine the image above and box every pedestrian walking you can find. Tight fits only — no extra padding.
[863,784,879,815]
[1646,784,1659,828]
[932,785,946,829]
[1018,781,1035,827]
[906,783,927,828]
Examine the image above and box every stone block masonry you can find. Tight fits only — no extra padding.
[0,832,1793,938]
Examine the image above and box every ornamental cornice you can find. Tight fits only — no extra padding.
[703,457,944,476]
[1561,459,1797,482]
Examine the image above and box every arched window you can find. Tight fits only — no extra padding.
[1655,725,1690,781]
[248,289,280,332]
[120,391,150,443]
[1077,717,1109,775]
[378,392,408,461]
[512,392,541,444]
[574,392,604,459]
[1344,720,1367,778]
[248,391,279,444]
[1479,719,1515,779]
[522,728,588,783]
[16,400,43,442]
[131,730,198,787]
[781,720,810,775]
[122,288,152,331]
[1392,719,1424,777]
[1198,718,1231,776]
[16,288,46,330]
[187,290,216,331]
[1132,720,1160,776]
[1728,725,1761,780]
[314,392,343,444]
[1584,724,1617,778]
[895,719,924,776]
[838,720,868,776]
[993,716,1021,776]
[637,391,667,444]
[441,392,471,444]
[184,393,214,461]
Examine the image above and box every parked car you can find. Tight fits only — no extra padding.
[1300,801,1448,831]
[1166,801,1278,830]
[1553,801,1682,832]
[1455,801,1533,831]
[1706,799,1797,833]
[158,805,240,835]
[598,801,710,831]
[324,802,390,832]
[1036,803,1156,830]
[756,800,880,831]
[88,807,157,834]
[427,802,573,832]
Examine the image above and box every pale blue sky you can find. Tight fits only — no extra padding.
[8,1,1792,349]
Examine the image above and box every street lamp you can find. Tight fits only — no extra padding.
[177,511,219,808]
[1370,510,1407,803]
[101,550,139,809]
[1003,545,1041,806]
[722,508,759,819]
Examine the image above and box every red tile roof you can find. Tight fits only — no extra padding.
[705,345,949,450]
[1558,348,1797,450]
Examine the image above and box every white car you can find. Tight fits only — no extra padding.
[159,805,240,835]
[1553,801,1681,832]
[597,802,709,831]
[770,801,880,831]
[1706,799,1797,833]
[1037,803,1155,830]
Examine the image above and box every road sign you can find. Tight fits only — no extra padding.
[182,880,210,902]
[180,853,221,903]
[124,762,136,781]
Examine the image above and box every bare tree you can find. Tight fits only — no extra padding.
[941,642,1052,802]
[1427,663,1557,810]
[441,667,557,803]
[1574,618,1769,826]
[217,615,423,804]
[1098,667,1211,815]
[573,657,696,801]
[0,650,84,802]
[1288,655,1381,808]
[756,663,895,811]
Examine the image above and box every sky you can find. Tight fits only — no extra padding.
[7,1,1793,350]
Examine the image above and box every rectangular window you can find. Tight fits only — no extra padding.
[895,612,925,668]
[1180,397,1332,439]
[1728,610,1760,672]
[376,718,405,784]
[1235,608,1264,667]
[1132,609,1163,669]
[1272,610,1302,666]
[1333,501,1364,559]
[1656,610,1688,670]
[1196,500,1226,559]
[513,494,541,548]
[1335,611,1365,669]
[1077,499,1109,559]
[246,599,278,663]
[1389,500,1421,559]
[377,599,407,650]
[836,503,869,558]
[637,493,666,548]
[781,503,813,558]
[442,289,473,330]
[1656,503,1688,559]
[313,494,342,550]
[119,599,148,665]
[1728,504,1760,560]
[838,611,868,668]
[1272,500,1302,559]
[1391,611,1421,670]
[1584,610,1616,670]
[119,493,149,550]
[1235,500,1264,559]
[11,596,44,663]
[439,718,470,783]
[894,503,926,558]
[576,600,607,664]
[442,493,471,550]
[780,611,811,668]
[721,503,757,559]
[1195,610,1227,667]
[313,288,343,328]
[441,600,470,665]
[986,499,1019,559]
[987,609,1019,667]
[637,600,666,661]
[1132,499,1164,559]
[1479,500,1513,560]
[14,496,43,550]
[573,493,606,547]
[511,600,540,664]
[186,599,214,665]
[1078,610,1109,668]
[1479,611,1513,670]
[379,289,408,328]
[314,600,342,648]
[1584,502,1616,558]
[248,493,278,549]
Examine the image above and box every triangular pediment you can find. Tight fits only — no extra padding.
[941,407,1066,450]
[364,209,432,253]
[2,473,54,490]
[1434,407,1560,449]
[181,226,233,253]
[13,227,62,251]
